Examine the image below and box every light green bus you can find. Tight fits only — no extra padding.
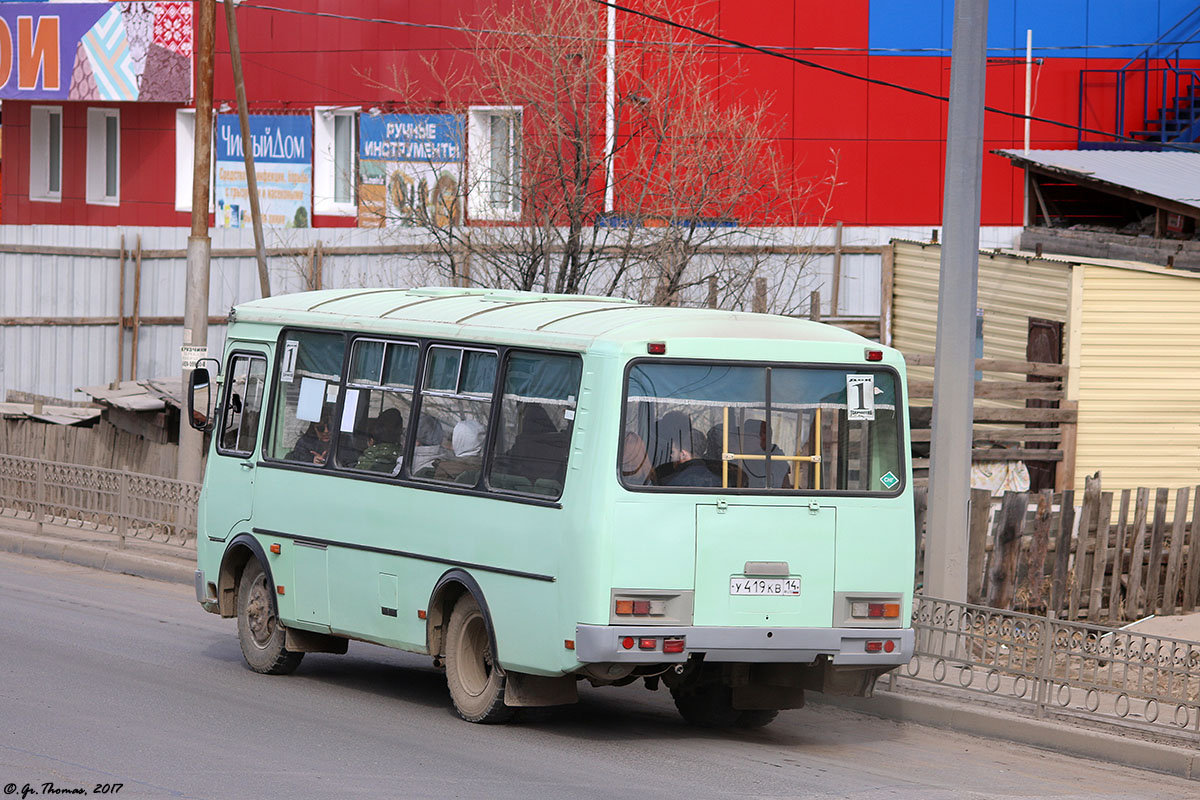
[189,287,914,727]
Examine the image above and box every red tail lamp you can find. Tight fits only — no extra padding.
[647,342,667,355]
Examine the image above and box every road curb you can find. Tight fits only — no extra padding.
[814,691,1198,781]
[0,528,193,586]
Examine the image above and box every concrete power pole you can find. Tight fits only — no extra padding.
[178,0,215,484]
[926,0,989,602]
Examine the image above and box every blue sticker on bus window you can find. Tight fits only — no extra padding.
[880,471,899,489]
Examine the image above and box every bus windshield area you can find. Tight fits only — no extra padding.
[622,362,903,493]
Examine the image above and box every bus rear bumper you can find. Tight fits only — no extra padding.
[574,624,914,665]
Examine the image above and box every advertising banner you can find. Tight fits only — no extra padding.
[358,113,463,227]
[215,114,312,229]
[0,2,193,101]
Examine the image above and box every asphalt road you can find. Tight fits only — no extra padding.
[1,550,1195,800]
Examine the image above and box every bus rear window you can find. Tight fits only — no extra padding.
[622,362,903,493]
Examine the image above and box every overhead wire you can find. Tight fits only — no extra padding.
[227,0,1200,152]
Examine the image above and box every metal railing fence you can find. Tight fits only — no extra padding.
[884,596,1200,744]
[0,454,200,548]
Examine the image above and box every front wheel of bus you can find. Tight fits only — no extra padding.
[237,559,303,675]
[444,594,513,724]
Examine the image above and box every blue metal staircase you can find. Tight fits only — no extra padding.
[1078,5,1200,149]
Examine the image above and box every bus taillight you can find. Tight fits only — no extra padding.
[663,637,685,654]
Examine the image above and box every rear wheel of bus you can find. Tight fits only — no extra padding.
[444,593,513,724]
[671,682,779,729]
[236,559,303,675]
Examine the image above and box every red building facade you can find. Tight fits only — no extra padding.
[2,0,1195,230]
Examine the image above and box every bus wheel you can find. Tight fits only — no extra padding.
[735,709,779,729]
[671,685,740,728]
[237,559,303,675]
[444,594,513,724]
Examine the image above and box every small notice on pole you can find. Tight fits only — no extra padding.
[181,345,208,370]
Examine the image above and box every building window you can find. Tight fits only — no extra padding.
[175,109,216,213]
[87,108,120,204]
[468,106,521,220]
[314,106,358,215]
[29,105,62,201]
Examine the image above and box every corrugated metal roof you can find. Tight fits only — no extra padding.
[995,148,1200,210]
[232,288,871,347]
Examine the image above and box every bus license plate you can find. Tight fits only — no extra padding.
[729,577,801,596]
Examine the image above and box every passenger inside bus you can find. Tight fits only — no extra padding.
[655,412,720,487]
[739,419,791,489]
[620,431,655,485]
[410,416,448,474]
[287,409,333,465]
[501,403,568,483]
[355,408,405,473]
[434,418,486,483]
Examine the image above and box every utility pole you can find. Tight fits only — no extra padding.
[926,0,988,602]
[225,0,271,298]
[179,0,215,484]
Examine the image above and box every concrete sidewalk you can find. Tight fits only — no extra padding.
[1,513,1196,781]
[0,513,194,585]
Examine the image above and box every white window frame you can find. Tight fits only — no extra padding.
[467,106,522,221]
[86,107,121,205]
[313,106,359,216]
[175,109,216,213]
[29,105,63,202]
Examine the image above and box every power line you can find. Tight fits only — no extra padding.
[590,0,1200,153]
[235,1,1200,56]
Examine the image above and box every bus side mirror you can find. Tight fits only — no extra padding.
[188,358,220,432]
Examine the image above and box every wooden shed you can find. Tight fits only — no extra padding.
[887,240,1200,500]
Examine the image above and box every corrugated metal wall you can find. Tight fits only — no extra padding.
[1073,264,1200,496]
[2,225,1020,402]
[891,240,1071,388]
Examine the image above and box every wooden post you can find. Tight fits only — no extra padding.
[706,275,718,309]
[879,244,895,346]
[1055,400,1078,492]
[1086,491,1113,621]
[966,488,992,604]
[830,221,843,317]
[1125,487,1150,619]
[1162,486,1190,615]
[1107,489,1132,624]
[988,492,1028,609]
[314,240,324,291]
[130,235,143,381]
[116,234,126,384]
[1025,489,1054,611]
[1145,487,1169,614]
[1050,489,1075,616]
[913,486,928,589]
[1069,473,1101,620]
[808,289,821,321]
[753,277,768,313]
[1184,486,1200,612]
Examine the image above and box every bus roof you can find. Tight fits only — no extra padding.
[230,287,874,351]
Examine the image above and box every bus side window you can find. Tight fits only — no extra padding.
[412,346,497,486]
[488,351,581,498]
[337,339,417,474]
[218,354,267,457]
[266,331,346,466]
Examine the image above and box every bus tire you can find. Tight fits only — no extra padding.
[236,558,303,675]
[671,685,740,728]
[444,593,513,724]
[735,709,779,728]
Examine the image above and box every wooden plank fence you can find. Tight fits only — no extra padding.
[915,474,1200,622]
[904,353,1077,489]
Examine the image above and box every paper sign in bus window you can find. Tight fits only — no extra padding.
[846,374,876,421]
[340,389,360,432]
[297,377,326,422]
[281,340,299,383]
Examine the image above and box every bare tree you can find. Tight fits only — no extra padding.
[370,0,838,310]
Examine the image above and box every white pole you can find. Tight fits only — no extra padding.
[605,3,616,213]
[1024,29,1032,153]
